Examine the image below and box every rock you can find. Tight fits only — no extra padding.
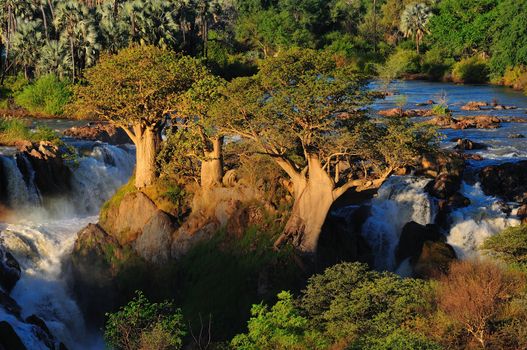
[427,173,461,199]
[452,115,501,129]
[428,115,458,127]
[0,321,27,350]
[396,222,443,265]
[461,101,488,111]
[69,223,124,325]
[134,210,176,264]
[518,204,527,224]
[18,144,72,197]
[479,161,527,202]
[453,138,487,151]
[413,241,457,279]
[25,315,55,349]
[378,108,431,118]
[63,123,132,145]
[447,192,471,208]
[100,191,159,245]
[509,133,525,139]
[0,290,21,317]
[0,249,21,293]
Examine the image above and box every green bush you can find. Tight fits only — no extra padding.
[105,291,185,350]
[378,49,421,80]
[483,225,527,268]
[15,74,71,115]
[233,263,439,349]
[422,48,452,81]
[451,56,489,84]
[0,118,31,144]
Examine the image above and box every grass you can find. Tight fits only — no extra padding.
[0,117,65,146]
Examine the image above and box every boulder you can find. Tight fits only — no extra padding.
[100,191,159,245]
[0,321,26,350]
[413,241,457,279]
[25,315,55,349]
[518,204,527,224]
[134,210,176,264]
[395,222,443,265]
[69,223,124,324]
[426,173,462,200]
[509,133,525,139]
[63,123,132,145]
[452,116,501,129]
[0,290,21,317]
[479,160,527,202]
[18,143,72,196]
[0,249,21,293]
[453,138,487,151]
[461,101,487,111]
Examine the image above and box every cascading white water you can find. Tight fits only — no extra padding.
[0,142,135,350]
[447,181,520,259]
[361,176,437,271]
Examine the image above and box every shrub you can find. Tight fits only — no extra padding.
[104,291,185,350]
[231,291,327,350]
[377,49,421,80]
[0,118,31,144]
[15,74,71,115]
[500,66,527,91]
[422,48,452,81]
[451,56,489,84]
[436,260,525,348]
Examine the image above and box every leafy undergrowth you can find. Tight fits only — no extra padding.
[176,225,302,341]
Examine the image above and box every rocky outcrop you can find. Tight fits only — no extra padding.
[69,223,125,324]
[378,108,433,118]
[63,122,131,145]
[429,115,501,129]
[100,191,160,245]
[479,161,527,202]
[16,141,72,196]
[134,210,176,263]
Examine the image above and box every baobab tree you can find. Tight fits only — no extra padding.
[75,45,209,189]
[217,49,435,254]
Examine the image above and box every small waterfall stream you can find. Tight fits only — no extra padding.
[361,176,437,271]
[0,142,135,349]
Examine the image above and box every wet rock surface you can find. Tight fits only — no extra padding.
[479,160,527,202]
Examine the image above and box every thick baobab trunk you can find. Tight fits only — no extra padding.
[275,155,336,254]
[200,137,223,188]
[132,124,161,189]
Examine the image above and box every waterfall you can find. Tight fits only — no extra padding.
[447,182,520,259]
[361,176,437,271]
[0,141,135,349]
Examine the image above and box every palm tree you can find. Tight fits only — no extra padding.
[97,1,129,53]
[12,19,44,79]
[37,39,71,78]
[53,0,99,81]
[400,3,432,54]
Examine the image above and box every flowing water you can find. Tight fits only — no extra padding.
[363,80,527,270]
[0,141,135,349]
